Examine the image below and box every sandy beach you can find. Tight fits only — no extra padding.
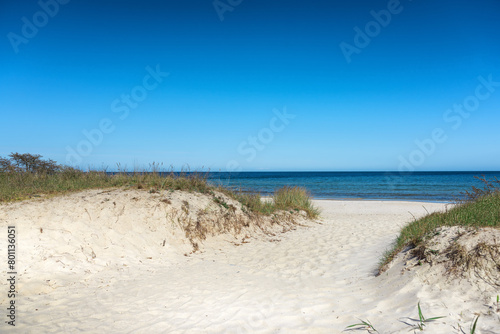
[1,189,498,333]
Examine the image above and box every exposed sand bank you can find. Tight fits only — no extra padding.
[0,190,498,333]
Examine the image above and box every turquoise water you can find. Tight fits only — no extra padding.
[206,172,500,202]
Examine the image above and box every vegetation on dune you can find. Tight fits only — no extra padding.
[346,301,489,333]
[380,176,500,271]
[273,186,320,218]
[0,153,319,219]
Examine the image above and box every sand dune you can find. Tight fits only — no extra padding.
[1,190,499,333]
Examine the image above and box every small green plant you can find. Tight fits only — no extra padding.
[213,196,229,209]
[496,295,499,312]
[469,315,480,334]
[345,319,378,333]
[414,302,445,331]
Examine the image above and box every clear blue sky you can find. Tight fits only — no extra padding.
[1,0,499,171]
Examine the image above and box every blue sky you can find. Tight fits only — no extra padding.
[1,0,499,171]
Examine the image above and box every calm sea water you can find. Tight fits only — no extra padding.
[205,172,500,202]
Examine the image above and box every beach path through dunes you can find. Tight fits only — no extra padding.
[5,198,496,333]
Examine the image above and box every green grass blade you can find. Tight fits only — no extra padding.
[418,302,424,322]
[470,315,479,334]
[345,319,377,332]
[346,323,362,328]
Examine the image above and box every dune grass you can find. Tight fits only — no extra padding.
[231,192,276,215]
[273,186,320,218]
[379,178,500,271]
[0,154,319,219]
[0,168,211,202]
[224,186,320,218]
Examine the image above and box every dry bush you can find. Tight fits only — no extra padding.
[446,241,500,287]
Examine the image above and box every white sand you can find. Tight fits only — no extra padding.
[1,190,499,333]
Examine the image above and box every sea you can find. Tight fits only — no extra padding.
[205,171,500,203]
